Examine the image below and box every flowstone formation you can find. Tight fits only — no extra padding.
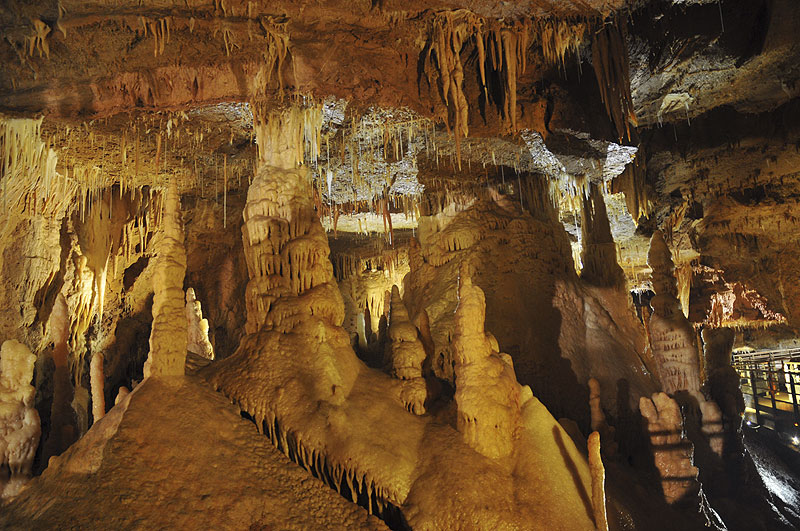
[144,186,187,378]
[385,285,427,415]
[206,107,600,529]
[0,340,41,498]
[453,263,522,459]
[646,231,701,394]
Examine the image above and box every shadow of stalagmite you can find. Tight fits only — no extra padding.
[552,424,595,523]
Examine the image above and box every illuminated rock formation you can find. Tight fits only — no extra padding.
[647,231,701,394]
[385,285,427,414]
[404,194,656,426]
[453,263,521,459]
[90,353,105,422]
[144,185,187,378]
[185,288,214,360]
[640,392,698,504]
[0,340,41,498]
[701,328,744,423]
[588,431,609,531]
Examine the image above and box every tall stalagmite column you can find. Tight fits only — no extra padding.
[647,230,701,394]
[242,106,343,334]
[453,263,521,459]
[144,185,187,378]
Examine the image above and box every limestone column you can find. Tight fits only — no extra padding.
[242,106,343,334]
[646,230,701,394]
[144,185,187,377]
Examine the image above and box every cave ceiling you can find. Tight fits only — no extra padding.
[1,0,800,330]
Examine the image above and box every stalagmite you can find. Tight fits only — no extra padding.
[588,431,609,531]
[640,392,699,504]
[452,262,521,458]
[90,353,105,422]
[0,340,41,498]
[185,288,214,360]
[114,387,130,406]
[647,231,701,394]
[43,293,75,461]
[588,378,617,457]
[385,285,427,414]
[144,185,187,378]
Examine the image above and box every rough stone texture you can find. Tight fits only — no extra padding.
[647,231,701,394]
[0,375,387,530]
[640,392,699,505]
[0,340,41,498]
[144,186,187,378]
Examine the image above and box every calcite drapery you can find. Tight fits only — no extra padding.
[385,285,427,414]
[144,185,187,378]
[0,340,41,498]
[647,231,701,394]
[453,263,521,459]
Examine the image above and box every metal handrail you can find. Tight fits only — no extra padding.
[733,347,800,364]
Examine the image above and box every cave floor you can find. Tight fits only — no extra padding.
[0,375,386,530]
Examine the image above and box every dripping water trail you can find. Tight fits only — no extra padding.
[238,410,410,530]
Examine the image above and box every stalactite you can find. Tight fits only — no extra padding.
[580,182,625,289]
[591,17,637,142]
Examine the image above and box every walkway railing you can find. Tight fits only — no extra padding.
[733,347,800,433]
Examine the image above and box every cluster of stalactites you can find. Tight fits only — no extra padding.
[252,103,322,170]
[424,12,589,145]
[452,262,521,459]
[591,16,637,143]
[646,231,701,394]
[386,285,427,415]
[0,340,41,498]
[0,116,69,218]
[144,185,187,377]
[423,11,532,161]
